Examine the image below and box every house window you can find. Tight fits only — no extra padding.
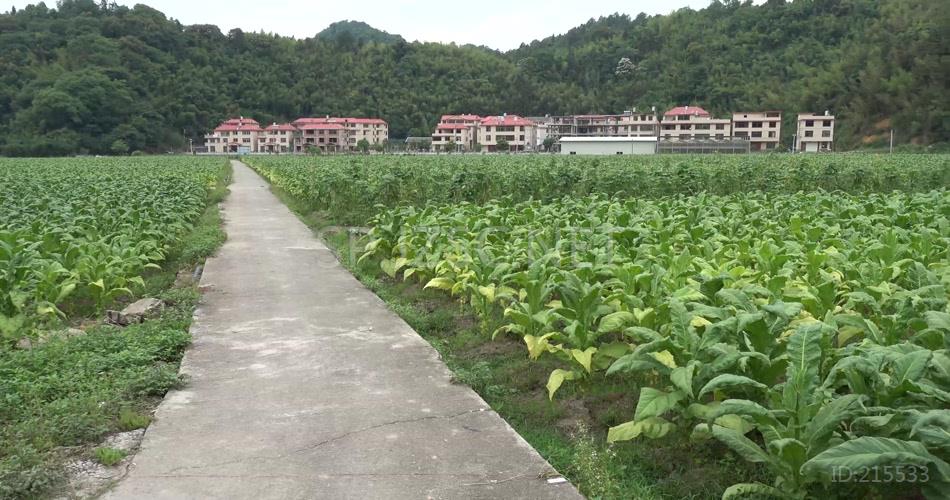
[805,120,814,127]
[716,124,725,130]
[735,122,747,128]
[752,122,762,128]
[751,131,762,138]
[823,121,832,127]
[805,131,814,137]
[822,130,831,137]
[768,132,776,138]
[770,122,777,128]
[520,135,525,141]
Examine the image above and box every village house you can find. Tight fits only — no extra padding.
[732,111,782,151]
[540,110,659,141]
[794,112,835,152]
[431,114,482,151]
[478,114,537,152]
[204,116,388,153]
[259,123,296,153]
[203,117,263,153]
[660,106,731,140]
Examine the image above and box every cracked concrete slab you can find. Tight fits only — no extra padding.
[104,161,582,500]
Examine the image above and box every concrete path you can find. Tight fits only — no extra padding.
[106,161,582,500]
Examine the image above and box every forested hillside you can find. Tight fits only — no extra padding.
[0,0,946,155]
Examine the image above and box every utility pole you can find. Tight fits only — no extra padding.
[889,129,894,154]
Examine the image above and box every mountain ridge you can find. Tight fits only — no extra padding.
[0,0,946,155]
[315,20,404,45]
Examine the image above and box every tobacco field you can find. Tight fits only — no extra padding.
[0,156,227,345]
[249,154,950,499]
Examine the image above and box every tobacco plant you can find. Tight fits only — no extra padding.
[0,157,225,345]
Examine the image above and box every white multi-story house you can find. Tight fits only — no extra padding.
[732,111,782,151]
[795,112,835,152]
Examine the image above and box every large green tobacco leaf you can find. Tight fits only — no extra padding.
[721,482,788,499]
[801,437,950,483]
[783,325,826,419]
[802,394,865,451]
[709,424,778,466]
[607,416,674,443]
[698,374,768,398]
[634,387,686,421]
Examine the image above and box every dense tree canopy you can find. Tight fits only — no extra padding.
[0,0,946,155]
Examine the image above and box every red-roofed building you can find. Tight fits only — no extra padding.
[292,116,388,152]
[205,115,388,154]
[429,113,539,152]
[660,106,731,140]
[204,117,264,153]
[260,123,296,153]
[478,114,537,152]
[340,117,388,150]
[664,106,710,118]
[431,114,482,151]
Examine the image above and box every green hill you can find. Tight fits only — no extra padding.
[316,20,404,45]
[0,0,946,155]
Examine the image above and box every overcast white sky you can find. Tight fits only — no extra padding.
[2,0,718,50]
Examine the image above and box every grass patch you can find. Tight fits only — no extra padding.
[117,409,152,432]
[271,186,766,500]
[0,165,230,500]
[93,447,127,467]
[0,290,196,498]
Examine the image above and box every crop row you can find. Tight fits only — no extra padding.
[0,157,227,345]
[359,191,950,499]
[246,154,950,224]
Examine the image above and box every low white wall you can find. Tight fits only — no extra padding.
[560,141,656,155]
